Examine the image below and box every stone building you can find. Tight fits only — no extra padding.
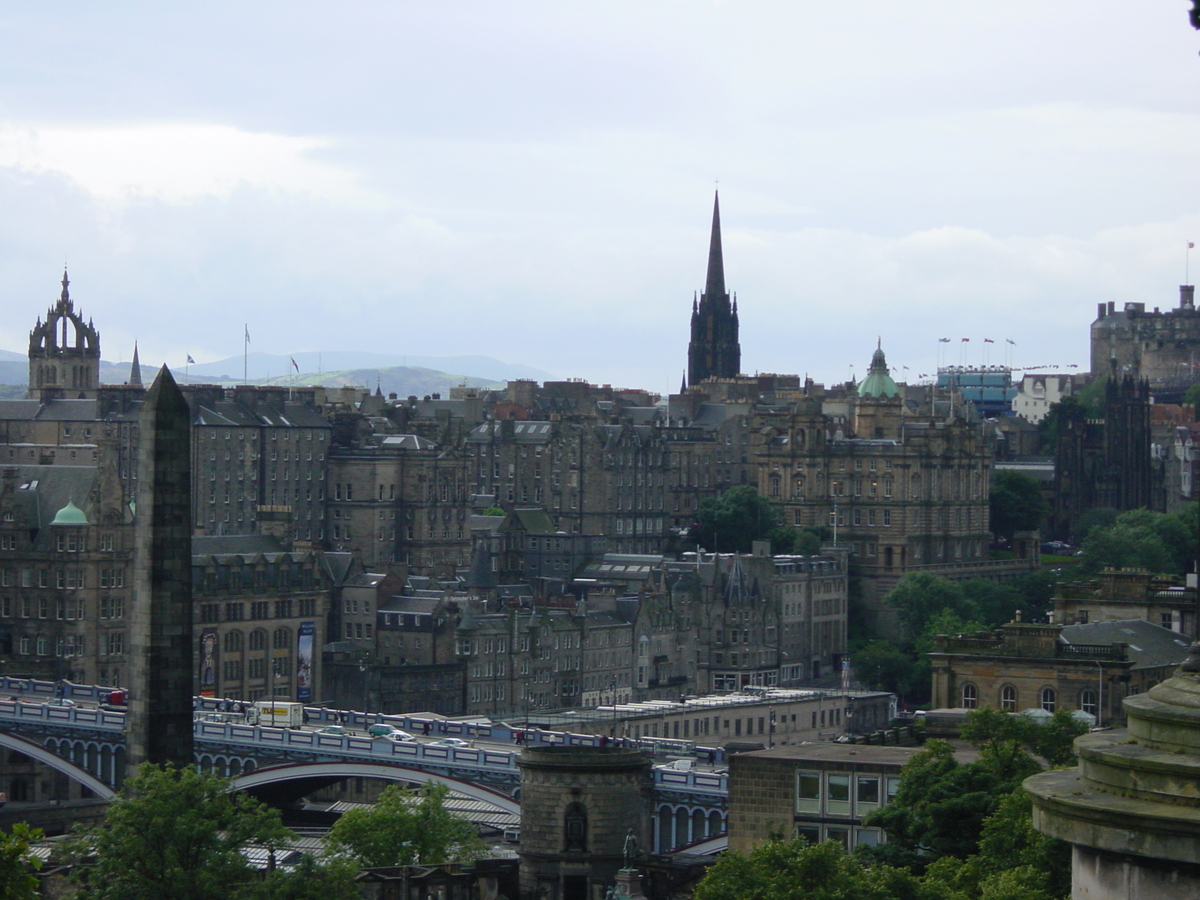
[929,618,1189,728]
[1051,567,1197,635]
[1091,285,1200,393]
[192,532,331,703]
[517,745,652,900]
[27,270,101,401]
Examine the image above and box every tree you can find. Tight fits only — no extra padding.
[68,763,356,900]
[326,782,485,868]
[1076,506,1199,576]
[989,471,1048,543]
[883,573,977,641]
[694,837,934,900]
[0,824,42,900]
[695,486,783,554]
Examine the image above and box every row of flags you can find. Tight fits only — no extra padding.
[939,337,1015,344]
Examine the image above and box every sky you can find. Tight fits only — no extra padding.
[1,2,1198,394]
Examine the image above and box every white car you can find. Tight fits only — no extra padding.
[430,737,470,748]
[382,730,416,743]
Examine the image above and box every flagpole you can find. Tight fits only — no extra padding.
[243,325,250,385]
[1188,241,1194,285]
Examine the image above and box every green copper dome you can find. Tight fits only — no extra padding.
[51,500,89,526]
[857,344,900,400]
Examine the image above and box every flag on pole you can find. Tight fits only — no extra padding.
[1190,242,1195,249]
[187,354,195,365]
[938,338,950,343]
[244,326,251,344]
[291,357,299,373]
[984,338,994,343]
[961,337,970,342]
[1006,339,1015,345]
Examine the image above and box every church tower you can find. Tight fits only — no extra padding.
[28,269,101,401]
[687,192,741,386]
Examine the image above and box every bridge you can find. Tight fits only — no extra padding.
[0,678,728,853]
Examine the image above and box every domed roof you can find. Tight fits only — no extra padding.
[857,342,900,400]
[51,499,89,526]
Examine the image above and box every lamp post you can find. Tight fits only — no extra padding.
[1092,658,1104,729]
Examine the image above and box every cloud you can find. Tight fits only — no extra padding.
[0,122,368,206]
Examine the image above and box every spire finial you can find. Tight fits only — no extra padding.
[60,267,70,306]
[704,190,725,299]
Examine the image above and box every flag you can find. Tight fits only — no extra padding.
[291,357,299,373]
[984,338,994,343]
[961,337,969,342]
[244,326,251,344]
[938,338,950,343]
[1006,339,1015,345]
[1190,242,1195,249]
[187,354,195,365]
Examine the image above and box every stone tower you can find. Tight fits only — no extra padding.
[687,192,741,386]
[126,366,194,771]
[517,746,651,900]
[854,342,903,441]
[28,269,102,401]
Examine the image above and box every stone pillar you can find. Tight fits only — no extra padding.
[1027,648,1200,898]
[126,366,194,771]
[517,746,651,900]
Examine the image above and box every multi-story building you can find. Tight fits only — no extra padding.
[1051,568,1197,635]
[1091,286,1200,394]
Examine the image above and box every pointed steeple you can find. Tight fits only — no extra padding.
[129,342,143,386]
[705,191,725,299]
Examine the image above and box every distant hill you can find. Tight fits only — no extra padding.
[0,350,546,397]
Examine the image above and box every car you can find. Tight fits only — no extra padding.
[317,724,350,736]
[367,723,407,738]
[382,731,416,743]
[42,698,77,708]
[430,737,470,748]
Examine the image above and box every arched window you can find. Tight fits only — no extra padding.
[563,802,588,852]
[224,630,243,653]
[273,627,290,650]
[1079,689,1097,716]
[1040,687,1056,712]
[249,630,266,651]
[960,683,977,709]
[1000,685,1016,711]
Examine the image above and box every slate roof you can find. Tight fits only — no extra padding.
[193,534,288,558]
[1060,619,1191,670]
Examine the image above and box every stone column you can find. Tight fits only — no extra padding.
[126,366,194,771]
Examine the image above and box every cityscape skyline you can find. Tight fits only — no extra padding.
[0,3,1197,393]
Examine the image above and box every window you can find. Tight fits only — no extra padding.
[856,775,880,810]
[249,631,267,651]
[1000,684,1016,711]
[1040,687,1056,712]
[1080,689,1098,717]
[961,683,977,709]
[827,774,851,816]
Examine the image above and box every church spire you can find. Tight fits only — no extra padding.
[129,342,143,386]
[705,190,725,300]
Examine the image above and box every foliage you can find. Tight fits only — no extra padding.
[1071,506,1118,544]
[694,837,934,900]
[883,574,978,641]
[0,823,42,900]
[1184,381,1200,417]
[326,782,485,868]
[1078,505,1198,576]
[68,763,356,900]
[989,471,1048,542]
[480,506,506,517]
[849,640,929,704]
[695,486,784,554]
[959,707,1086,769]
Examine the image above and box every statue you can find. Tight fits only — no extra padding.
[622,828,638,869]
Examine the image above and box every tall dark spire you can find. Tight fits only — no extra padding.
[686,191,741,386]
[129,342,143,386]
[705,191,725,299]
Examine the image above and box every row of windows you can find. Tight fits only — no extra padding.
[960,683,1098,715]
[797,770,901,817]
[0,595,114,620]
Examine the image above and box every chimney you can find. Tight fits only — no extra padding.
[1097,302,1107,319]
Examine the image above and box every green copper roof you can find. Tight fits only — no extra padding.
[51,500,89,526]
[857,344,900,400]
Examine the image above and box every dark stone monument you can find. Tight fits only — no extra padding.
[517,746,651,900]
[126,366,194,771]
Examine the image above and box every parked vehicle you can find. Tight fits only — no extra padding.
[430,737,470,748]
[253,700,305,727]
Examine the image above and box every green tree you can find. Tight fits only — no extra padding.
[0,823,42,900]
[884,573,977,641]
[695,486,784,554]
[1076,506,1199,576]
[989,471,1048,543]
[69,764,356,900]
[694,837,934,900]
[326,782,485,867]
[850,640,929,704]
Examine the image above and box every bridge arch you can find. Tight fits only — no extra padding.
[0,732,115,799]
[231,762,520,816]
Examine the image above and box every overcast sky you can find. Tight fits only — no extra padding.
[1,3,1198,393]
